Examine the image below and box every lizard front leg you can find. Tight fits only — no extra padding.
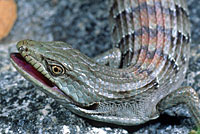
[157,86,200,127]
[93,47,121,68]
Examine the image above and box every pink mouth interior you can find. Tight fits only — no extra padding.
[10,53,63,94]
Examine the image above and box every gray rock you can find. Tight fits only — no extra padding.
[0,0,199,133]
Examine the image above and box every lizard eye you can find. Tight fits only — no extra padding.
[50,65,64,76]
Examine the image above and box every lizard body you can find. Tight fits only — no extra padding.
[10,0,200,126]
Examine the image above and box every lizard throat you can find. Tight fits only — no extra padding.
[10,53,61,93]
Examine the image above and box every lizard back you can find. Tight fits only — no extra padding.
[109,0,190,75]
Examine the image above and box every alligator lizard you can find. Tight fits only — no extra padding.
[10,0,200,127]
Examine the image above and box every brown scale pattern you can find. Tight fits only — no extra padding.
[109,0,190,80]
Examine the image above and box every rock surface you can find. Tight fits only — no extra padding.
[0,0,199,133]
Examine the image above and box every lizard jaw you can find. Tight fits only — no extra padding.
[10,53,67,99]
[10,52,99,109]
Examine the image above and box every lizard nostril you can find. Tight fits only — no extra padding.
[18,46,28,53]
[18,46,25,52]
[25,47,28,52]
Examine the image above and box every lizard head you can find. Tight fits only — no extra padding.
[10,39,100,109]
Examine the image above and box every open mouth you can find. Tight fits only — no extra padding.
[10,53,64,95]
[10,53,98,109]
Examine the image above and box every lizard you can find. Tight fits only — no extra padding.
[10,0,200,127]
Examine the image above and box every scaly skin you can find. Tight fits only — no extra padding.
[10,0,200,127]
